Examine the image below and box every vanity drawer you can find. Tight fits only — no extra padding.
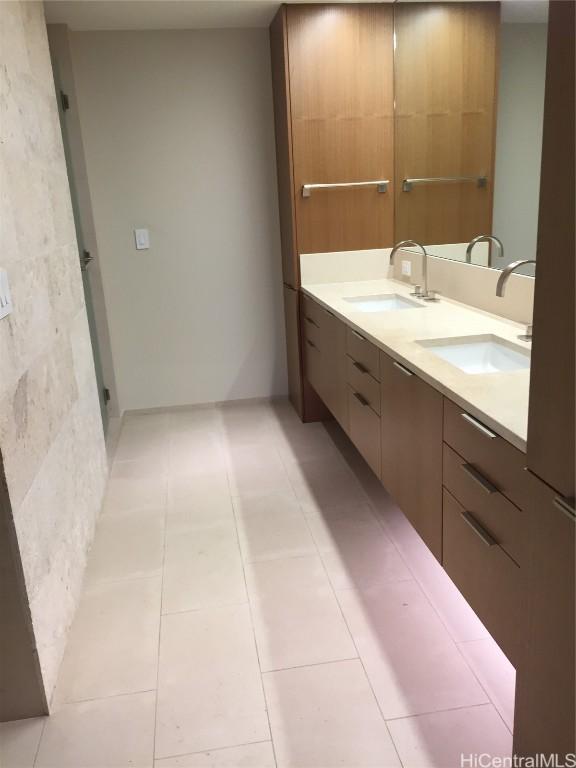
[304,336,323,395]
[348,386,381,477]
[346,328,380,381]
[443,443,526,566]
[443,398,529,510]
[302,294,324,330]
[346,357,380,415]
[442,488,526,665]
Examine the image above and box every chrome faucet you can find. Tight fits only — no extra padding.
[496,259,536,341]
[466,235,504,267]
[389,239,438,301]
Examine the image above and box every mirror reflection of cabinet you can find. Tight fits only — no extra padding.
[394,2,500,246]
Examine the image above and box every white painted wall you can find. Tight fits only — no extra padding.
[492,22,548,266]
[70,29,287,412]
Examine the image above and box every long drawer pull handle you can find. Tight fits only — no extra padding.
[352,360,369,374]
[305,316,319,328]
[461,412,497,439]
[393,361,414,377]
[353,391,369,407]
[352,330,367,341]
[553,496,576,521]
[460,511,497,547]
[306,340,318,351]
[460,463,498,495]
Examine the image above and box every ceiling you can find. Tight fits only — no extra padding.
[43,0,548,31]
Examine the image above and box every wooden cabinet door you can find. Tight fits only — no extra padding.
[513,471,575,758]
[394,3,499,245]
[380,353,443,560]
[526,0,575,499]
[270,8,299,287]
[287,4,395,254]
[320,309,348,429]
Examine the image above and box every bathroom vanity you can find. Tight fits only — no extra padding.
[270,0,574,759]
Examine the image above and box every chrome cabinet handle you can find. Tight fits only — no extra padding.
[305,316,319,328]
[352,360,369,374]
[393,361,414,377]
[553,496,576,521]
[353,391,369,407]
[403,175,487,192]
[302,180,389,198]
[460,511,497,547]
[306,340,318,351]
[460,412,497,439]
[460,463,498,495]
[352,330,366,341]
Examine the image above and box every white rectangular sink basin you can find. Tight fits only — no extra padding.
[343,293,422,313]
[417,334,530,374]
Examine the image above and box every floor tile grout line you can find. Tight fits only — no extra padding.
[276,432,405,768]
[31,716,47,767]
[383,699,500,724]
[261,656,361,675]
[225,458,279,768]
[300,511,406,768]
[155,739,275,764]
[50,688,158,709]
[151,438,170,765]
[452,639,513,736]
[359,484,511,732]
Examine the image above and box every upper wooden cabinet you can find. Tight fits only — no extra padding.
[526,0,575,500]
[270,4,395,275]
[394,2,500,245]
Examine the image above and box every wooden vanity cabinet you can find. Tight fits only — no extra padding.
[346,329,382,477]
[441,404,529,665]
[380,352,443,560]
[513,472,575,758]
[302,295,347,430]
[525,0,575,502]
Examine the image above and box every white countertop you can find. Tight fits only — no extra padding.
[302,278,530,452]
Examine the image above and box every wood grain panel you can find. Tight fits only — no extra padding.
[287,4,395,253]
[526,0,575,499]
[394,2,499,244]
[442,488,526,665]
[270,8,299,287]
[380,352,443,560]
[513,470,575,758]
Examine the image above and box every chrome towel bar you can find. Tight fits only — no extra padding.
[402,176,488,192]
[302,180,389,198]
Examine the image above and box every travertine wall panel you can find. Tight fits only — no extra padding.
[0,1,107,704]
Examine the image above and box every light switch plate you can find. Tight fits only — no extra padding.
[401,260,412,276]
[134,228,150,250]
[0,268,13,320]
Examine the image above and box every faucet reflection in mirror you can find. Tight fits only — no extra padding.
[496,259,537,341]
[390,240,439,302]
[466,235,505,268]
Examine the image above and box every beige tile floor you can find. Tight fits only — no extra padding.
[0,398,515,768]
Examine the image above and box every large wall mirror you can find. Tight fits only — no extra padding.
[393,0,548,272]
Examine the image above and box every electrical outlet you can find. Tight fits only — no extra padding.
[401,260,412,277]
[0,269,13,320]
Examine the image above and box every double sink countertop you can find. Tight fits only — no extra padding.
[302,278,531,452]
